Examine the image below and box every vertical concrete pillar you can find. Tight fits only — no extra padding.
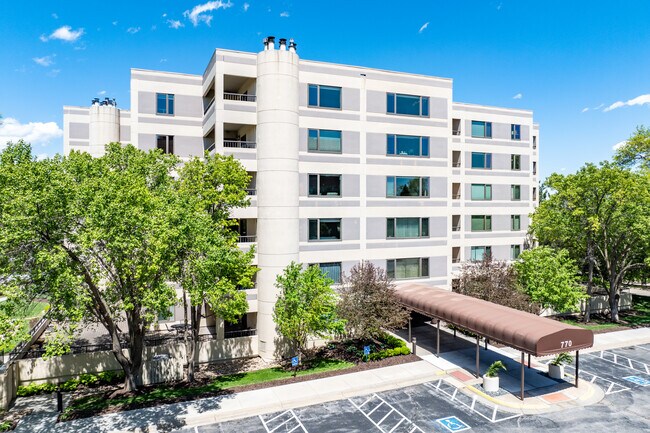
[255,40,300,360]
[89,101,120,156]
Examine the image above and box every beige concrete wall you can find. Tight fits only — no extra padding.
[195,336,258,363]
[582,292,633,314]
[0,364,18,411]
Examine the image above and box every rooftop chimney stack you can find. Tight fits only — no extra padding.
[288,39,297,53]
[279,38,287,51]
[263,37,269,50]
[267,36,275,50]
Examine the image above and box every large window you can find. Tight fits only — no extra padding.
[386,176,430,197]
[511,124,521,140]
[511,215,521,231]
[387,134,429,157]
[387,93,429,116]
[471,184,492,201]
[471,215,492,232]
[308,174,341,196]
[156,135,174,154]
[471,246,492,261]
[471,121,492,138]
[511,185,521,201]
[471,152,492,169]
[511,245,522,259]
[308,84,341,109]
[310,262,342,284]
[511,154,521,170]
[308,129,342,153]
[156,93,174,115]
[308,218,341,241]
[387,218,429,239]
[386,258,429,279]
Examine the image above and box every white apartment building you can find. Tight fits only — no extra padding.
[63,37,539,359]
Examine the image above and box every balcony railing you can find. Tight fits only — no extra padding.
[224,140,256,149]
[224,329,257,339]
[452,129,461,136]
[452,225,461,232]
[224,93,257,102]
[238,235,257,243]
[245,189,256,196]
[452,193,461,199]
[452,258,461,264]
[452,162,461,168]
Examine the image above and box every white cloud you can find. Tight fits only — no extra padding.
[418,22,429,33]
[162,13,167,18]
[613,140,627,150]
[280,11,290,17]
[512,93,522,100]
[126,26,141,34]
[160,58,168,63]
[243,3,250,11]
[52,13,58,19]
[604,94,650,112]
[33,55,55,67]
[98,90,107,95]
[39,34,48,42]
[184,1,233,26]
[167,19,184,29]
[594,103,604,110]
[47,25,84,42]
[0,117,63,149]
[581,107,589,113]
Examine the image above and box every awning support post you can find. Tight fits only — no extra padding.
[476,336,480,378]
[453,328,456,339]
[408,317,412,343]
[520,352,525,401]
[484,338,488,350]
[436,320,440,357]
[575,350,579,388]
[528,354,531,369]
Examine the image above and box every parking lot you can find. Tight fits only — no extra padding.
[176,343,650,433]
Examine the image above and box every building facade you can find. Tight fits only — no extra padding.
[63,37,539,359]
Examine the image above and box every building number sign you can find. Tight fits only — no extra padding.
[560,340,573,349]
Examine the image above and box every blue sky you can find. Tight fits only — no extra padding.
[1,0,649,179]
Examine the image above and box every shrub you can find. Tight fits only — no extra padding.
[485,360,507,378]
[550,352,573,366]
[16,371,124,397]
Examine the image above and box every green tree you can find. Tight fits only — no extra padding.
[337,261,409,340]
[531,163,650,321]
[0,142,184,392]
[515,247,586,313]
[614,126,650,170]
[175,154,257,382]
[273,263,344,355]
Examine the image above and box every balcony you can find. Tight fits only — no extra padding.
[224,92,256,102]
[224,328,257,338]
[452,246,461,263]
[204,97,215,114]
[452,215,460,232]
[452,183,461,200]
[452,150,461,168]
[235,218,257,244]
[452,118,461,136]
[238,235,257,243]
[224,140,256,149]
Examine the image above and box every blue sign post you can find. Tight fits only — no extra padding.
[363,346,370,356]
[291,356,300,367]
[436,416,470,432]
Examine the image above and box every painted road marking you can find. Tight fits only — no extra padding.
[349,393,425,433]
[424,380,520,423]
[436,416,471,432]
[595,350,650,375]
[259,409,308,433]
[561,365,630,395]
[623,376,650,386]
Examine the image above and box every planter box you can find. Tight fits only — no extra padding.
[548,364,564,379]
[482,375,500,392]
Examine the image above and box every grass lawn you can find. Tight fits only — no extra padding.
[560,318,622,332]
[63,358,354,419]
[623,295,650,327]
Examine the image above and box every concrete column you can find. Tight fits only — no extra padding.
[255,42,300,360]
[89,103,120,156]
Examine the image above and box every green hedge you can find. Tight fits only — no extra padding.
[367,334,410,361]
[16,371,124,397]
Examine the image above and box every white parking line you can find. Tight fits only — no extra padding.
[592,350,650,375]
[562,365,630,395]
[349,393,425,433]
[259,409,308,433]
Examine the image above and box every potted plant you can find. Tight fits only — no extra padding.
[483,360,507,392]
[548,352,573,379]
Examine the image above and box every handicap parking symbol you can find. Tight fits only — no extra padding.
[291,356,300,367]
[436,416,470,432]
[623,376,650,386]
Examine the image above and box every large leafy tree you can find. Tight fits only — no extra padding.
[273,263,344,355]
[337,261,408,340]
[514,247,586,313]
[614,126,650,170]
[531,163,650,321]
[175,154,256,382]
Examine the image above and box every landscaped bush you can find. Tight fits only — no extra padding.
[16,371,124,397]
[367,334,410,361]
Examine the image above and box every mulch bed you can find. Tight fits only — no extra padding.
[60,354,419,421]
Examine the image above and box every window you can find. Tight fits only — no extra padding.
[511,185,521,201]
[471,121,492,138]
[308,84,341,109]
[308,174,341,196]
[511,154,521,170]
[387,218,429,239]
[471,184,492,201]
[386,258,429,279]
[157,306,175,322]
[533,135,537,149]
[386,134,429,157]
[511,124,521,140]
[386,176,430,197]
[156,93,174,115]
[533,187,538,201]
[308,129,342,153]
[310,262,342,284]
[511,245,522,259]
[533,161,537,175]
[308,218,341,241]
[471,152,492,169]
[511,215,521,231]
[387,93,429,116]
[471,215,492,232]
[156,135,174,154]
[470,246,492,261]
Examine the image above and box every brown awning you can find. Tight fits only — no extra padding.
[395,283,593,356]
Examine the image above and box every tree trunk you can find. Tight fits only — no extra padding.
[186,304,201,383]
[584,240,594,323]
[609,275,619,323]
